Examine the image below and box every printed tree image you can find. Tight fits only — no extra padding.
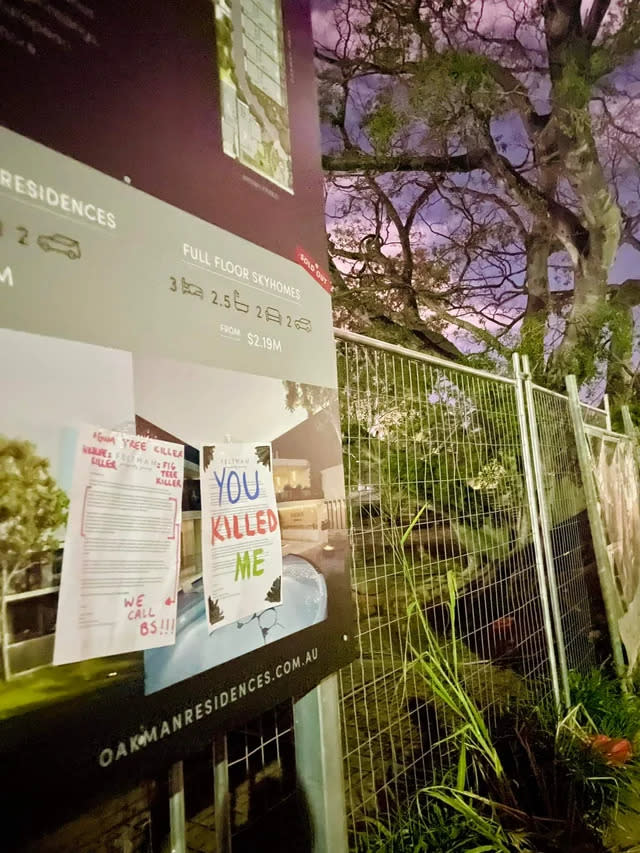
[0,438,68,680]
[284,381,337,417]
[265,577,282,604]
[208,596,224,626]
[255,444,271,471]
[202,445,216,472]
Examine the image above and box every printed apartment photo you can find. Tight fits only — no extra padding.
[0,328,143,720]
[215,0,294,193]
[0,330,347,711]
[133,354,347,694]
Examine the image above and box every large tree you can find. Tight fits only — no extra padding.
[315,0,640,403]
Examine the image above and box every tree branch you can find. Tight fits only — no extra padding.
[621,228,640,254]
[323,148,589,258]
[583,0,613,43]
[323,150,486,174]
[610,279,640,307]
[544,0,583,58]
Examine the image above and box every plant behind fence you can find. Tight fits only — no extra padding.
[335,331,604,848]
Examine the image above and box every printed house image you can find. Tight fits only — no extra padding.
[3,549,63,677]
[272,409,347,554]
[0,408,347,683]
[140,398,348,694]
[0,329,138,684]
[137,409,347,592]
[274,457,329,545]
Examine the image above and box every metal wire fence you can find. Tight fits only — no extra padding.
[527,386,599,682]
[168,337,617,852]
[581,402,610,430]
[181,700,298,852]
[334,333,578,843]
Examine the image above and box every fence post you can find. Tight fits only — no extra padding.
[513,354,562,709]
[213,733,232,853]
[168,761,187,853]
[621,405,640,472]
[621,405,635,440]
[521,356,571,707]
[621,405,635,438]
[294,674,348,853]
[565,375,627,681]
[603,394,612,432]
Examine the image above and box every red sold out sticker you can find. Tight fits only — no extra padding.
[295,247,332,293]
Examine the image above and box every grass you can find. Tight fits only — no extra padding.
[346,501,640,852]
[567,668,640,741]
[360,505,640,852]
[398,507,506,781]
[356,796,528,852]
[0,654,143,719]
[389,506,535,851]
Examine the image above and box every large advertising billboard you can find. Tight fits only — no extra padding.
[0,0,353,844]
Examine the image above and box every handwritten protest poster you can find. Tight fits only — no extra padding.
[200,442,283,632]
[53,426,184,664]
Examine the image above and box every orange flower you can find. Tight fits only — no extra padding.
[586,734,633,766]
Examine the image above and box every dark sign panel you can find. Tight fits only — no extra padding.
[0,0,353,844]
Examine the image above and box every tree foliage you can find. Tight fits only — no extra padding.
[0,437,68,679]
[0,437,68,576]
[316,0,640,404]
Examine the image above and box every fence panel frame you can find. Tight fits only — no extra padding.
[334,329,566,846]
[294,675,349,853]
[513,354,562,709]
[521,356,571,706]
[565,375,627,680]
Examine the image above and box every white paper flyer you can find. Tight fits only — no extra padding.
[53,426,184,664]
[200,442,283,631]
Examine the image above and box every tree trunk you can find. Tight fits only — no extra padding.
[562,270,607,352]
[553,226,619,382]
[606,303,634,407]
[546,51,623,383]
[521,234,551,377]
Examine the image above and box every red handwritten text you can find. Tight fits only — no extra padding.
[154,445,184,458]
[211,509,279,543]
[92,431,116,444]
[121,438,147,451]
[83,444,117,469]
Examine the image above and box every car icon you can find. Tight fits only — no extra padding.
[265,307,282,325]
[294,317,312,332]
[37,233,81,259]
